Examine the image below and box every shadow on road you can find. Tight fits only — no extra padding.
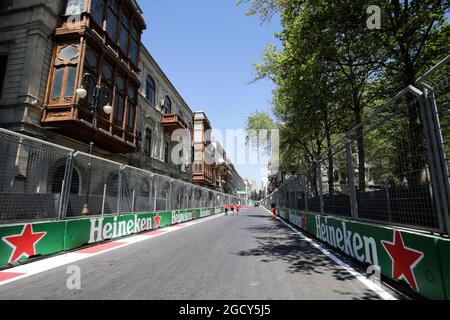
[233,216,381,300]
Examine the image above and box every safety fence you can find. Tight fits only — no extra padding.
[265,55,450,235]
[0,128,244,225]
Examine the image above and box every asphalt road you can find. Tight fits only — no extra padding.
[0,207,401,300]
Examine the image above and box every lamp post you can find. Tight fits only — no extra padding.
[76,73,112,216]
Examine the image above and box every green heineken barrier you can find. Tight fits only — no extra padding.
[284,209,449,300]
[0,221,66,267]
[64,211,173,250]
[437,239,450,299]
[0,207,223,268]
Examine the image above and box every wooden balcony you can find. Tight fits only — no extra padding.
[42,105,137,154]
[162,114,188,134]
[193,163,214,187]
[218,162,231,179]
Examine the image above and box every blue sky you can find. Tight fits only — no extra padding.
[137,0,281,189]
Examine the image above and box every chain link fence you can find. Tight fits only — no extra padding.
[0,128,73,223]
[265,56,450,234]
[0,128,246,224]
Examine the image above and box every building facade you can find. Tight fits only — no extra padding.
[0,0,243,204]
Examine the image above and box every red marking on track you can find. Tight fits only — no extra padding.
[171,224,187,228]
[142,230,167,236]
[77,242,127,254]
[0,272,25,282]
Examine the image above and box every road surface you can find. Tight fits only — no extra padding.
[0,207,403,300]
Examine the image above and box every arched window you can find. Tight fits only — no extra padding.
[146,75,156,105]
[163,96,172,115]
[50,44,79,104]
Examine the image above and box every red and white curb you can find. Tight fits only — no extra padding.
[0,213,226,287]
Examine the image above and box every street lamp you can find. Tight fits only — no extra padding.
[76,73,112,215]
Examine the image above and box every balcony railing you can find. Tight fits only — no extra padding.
[162,114,188,134]
[42,104,137,154]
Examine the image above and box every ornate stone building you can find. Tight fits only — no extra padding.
[0,0,243,198]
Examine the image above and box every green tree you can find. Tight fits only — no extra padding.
[240,0,449,190]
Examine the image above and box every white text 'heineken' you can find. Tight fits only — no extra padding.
[315,217,379,266]
[89,216,153,243]
[172,211,193,225]
[200,209,212,218]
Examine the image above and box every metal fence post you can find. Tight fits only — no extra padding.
[149,174,153,213]
[315,159,325,214]
[420,86,450,234]
[303,175,309,212]
[345,142,359,220]
[117,165,124,214]
[59,151,75,220]
[168,179,173,211]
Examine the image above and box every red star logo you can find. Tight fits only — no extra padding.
[301,215,308,230]
[153,214,161,228]
[3,224,47,263]
[192,210,197,219]
[382,230,424,290]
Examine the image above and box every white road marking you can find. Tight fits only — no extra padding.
[262,207,397,300]
[0,212,225,287]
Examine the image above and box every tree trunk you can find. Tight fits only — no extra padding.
[403,61,426,186]
[355,106,366,192]
[325,111,334,196]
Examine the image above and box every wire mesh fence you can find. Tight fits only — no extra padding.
[353,94,438,230]
[264,56,450,234]
[0,128,73,223]
[0,128,246,225]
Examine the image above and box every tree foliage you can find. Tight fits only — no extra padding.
[240,0,450,189]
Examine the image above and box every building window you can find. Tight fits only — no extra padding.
[163,96,172,115]
[146,75,156,105]
[49,44,79,103]
[0,55,7,99]
[178,110,185,122]
[145,129,152,157]
[106,0,119,41]
[71,41,139,136]
[164,141,169,163]
[91,0,105,27]
[119,14,130,55]
[89,0,140,66]
[126,85,137,131]
[130,26,140,65]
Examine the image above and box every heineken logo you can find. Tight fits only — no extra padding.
[153,214,161,228]
[315,217,379,266]
[89,216,153,244]
[301,215,308,230]
[172,211,193,225]
[200,209,212,218]
[289,213,302,229]
[382,230,424,290]
[289,212,308,231]
[2,224,47,263]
